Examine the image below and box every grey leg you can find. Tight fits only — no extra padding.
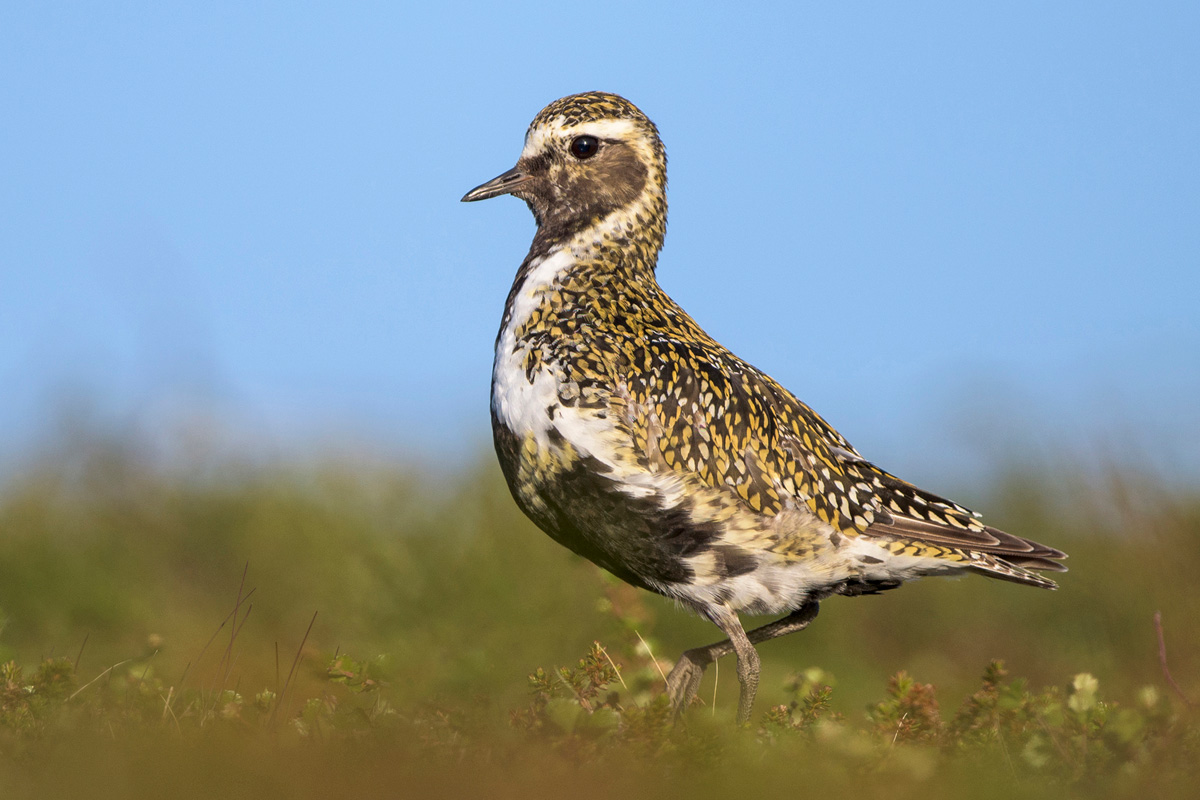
[665,601,820,723]
[710,605,760,724]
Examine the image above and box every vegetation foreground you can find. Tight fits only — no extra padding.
[0,438,1197,798]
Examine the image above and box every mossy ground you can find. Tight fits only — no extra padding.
[1,437,1197,798]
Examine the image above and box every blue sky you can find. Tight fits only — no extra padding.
[3,2,1198,485]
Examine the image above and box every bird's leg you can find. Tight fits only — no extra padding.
[665,601,820,723]
[710,605,760,724]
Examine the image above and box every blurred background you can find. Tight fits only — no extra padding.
[1,1,1198,718]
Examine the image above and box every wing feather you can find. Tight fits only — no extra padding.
[621,317,1067,584]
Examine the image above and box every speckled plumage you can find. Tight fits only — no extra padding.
[463,92,1066,722]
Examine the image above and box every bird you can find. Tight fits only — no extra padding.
[462,91,1067,724]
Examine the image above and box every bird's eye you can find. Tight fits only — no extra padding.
[569,135,599,160]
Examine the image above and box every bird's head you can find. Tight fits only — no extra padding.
[462,92,667,248]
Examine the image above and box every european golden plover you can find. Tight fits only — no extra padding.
[463,92,1067,723]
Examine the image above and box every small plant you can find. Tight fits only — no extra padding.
[511,642,624,739]
[867,670,941,744]
[501,642,1198,789]
[760,667,838,736]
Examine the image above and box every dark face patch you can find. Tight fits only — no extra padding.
[512,137,649,241]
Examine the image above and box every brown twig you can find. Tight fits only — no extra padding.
[216,565,251,693]
[634,629,668,685]
[161,687,181,730]
[1154,611,1194,709]
[68,660,132,701]
[178,587,257,692]
[596,643,629,692]
[272,611,318,726]
[135,651,158,693]
[73,633,89,673]
[712,657,718,716]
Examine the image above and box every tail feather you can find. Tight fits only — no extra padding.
[856,465,1067,587]
[968,555,1061,589]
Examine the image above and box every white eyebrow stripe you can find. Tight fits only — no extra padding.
[573,118,638,139]
[522,118,639,159]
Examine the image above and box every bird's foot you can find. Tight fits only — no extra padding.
[665,646,710,718]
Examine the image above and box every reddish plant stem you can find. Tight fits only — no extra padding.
[1154,611,1194,709]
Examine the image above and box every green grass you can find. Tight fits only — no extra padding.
[0,435,1197,798]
